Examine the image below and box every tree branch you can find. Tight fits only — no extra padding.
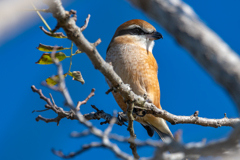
[76,88,95,111]
[127,102,139,159]
[32,84,240,128]
[31,85,127,126]
[80,14,90,32]
[134,106,240,128]
[52,142,104,158]
[107,125,240,159]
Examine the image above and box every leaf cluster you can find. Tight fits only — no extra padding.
[34,12,84,86]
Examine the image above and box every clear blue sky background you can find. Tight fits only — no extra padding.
[1,0,240,159]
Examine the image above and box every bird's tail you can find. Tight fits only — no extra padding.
[144,116,174,142]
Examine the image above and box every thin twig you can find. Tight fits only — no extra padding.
[127,102,139,159]
[80,14,90,31]
[31,85,52,106]
[36,115,62,126]
[52,23,61,33]
[67,42,74,74]
[104,111,117,136]
[39,26,67,38]
[49,93,56,106]
[106,87,114,94]
[31,2,51,31]
[32,108,50,113]
[93,38,101,46]
[76,88,95,111]
[25,9,50,13]
[71,130,91,138]
[52,142,103,158]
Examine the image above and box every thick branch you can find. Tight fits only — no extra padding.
[135,107,240,128]
[128,0,240,112]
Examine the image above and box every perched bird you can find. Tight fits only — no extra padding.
[106,19,173,142]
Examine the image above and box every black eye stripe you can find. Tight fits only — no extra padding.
[117,28,148,37]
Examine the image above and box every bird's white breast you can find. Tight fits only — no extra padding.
[106,43,153,96]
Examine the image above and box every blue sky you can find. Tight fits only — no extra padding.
[1,0,240,159]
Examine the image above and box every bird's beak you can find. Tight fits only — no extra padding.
[147,31,163,40]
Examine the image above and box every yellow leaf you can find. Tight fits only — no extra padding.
[36,52,67,65]
[46,73,68,86]
[68,71,85,84]
[40,26,67,38]
[36,43,70,52]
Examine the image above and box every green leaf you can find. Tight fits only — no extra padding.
[36,43,70,52]
[40,26,67,38]
[46,73,68,86]
[68,71,85,84]
[36,52,67,65]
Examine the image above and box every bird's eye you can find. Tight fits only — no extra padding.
[134,28,143,34]
[134,28,140,32]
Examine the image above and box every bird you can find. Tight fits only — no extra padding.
[106,19,173,142]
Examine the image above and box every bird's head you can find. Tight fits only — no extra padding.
[108,19,163,52]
